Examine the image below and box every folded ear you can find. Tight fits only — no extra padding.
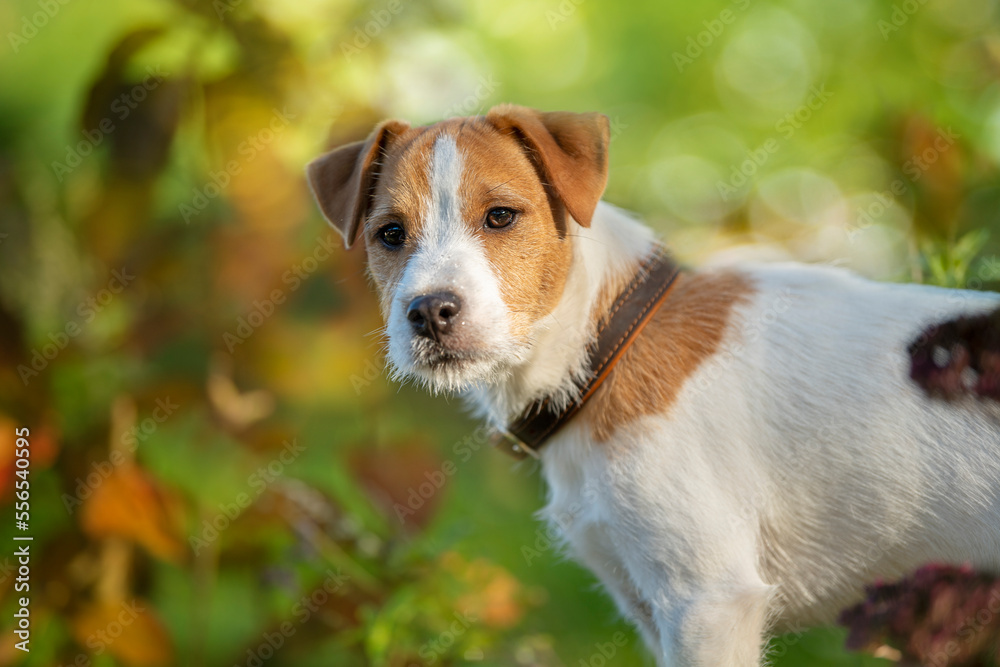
[306,119,410,248]
[486,105,610,227]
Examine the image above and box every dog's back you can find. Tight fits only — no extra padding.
[726,265,1000,624]
[552,262,1000,634]
[309,107,1000,664]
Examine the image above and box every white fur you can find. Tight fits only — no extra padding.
[386,134,524,392]
[469,203,655,420]
[388,166,1000,663]
[473,203,1000,665]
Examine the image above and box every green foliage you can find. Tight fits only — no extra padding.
[1,0,999,665]
[921,229,990,288]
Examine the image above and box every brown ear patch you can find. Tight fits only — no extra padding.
[485,105,609,227]
[583,270,755,442]
[448,122,575,337]
[306,119,410,248]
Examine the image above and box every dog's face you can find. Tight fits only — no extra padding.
[307,105,609,392]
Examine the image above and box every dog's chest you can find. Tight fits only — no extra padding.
[537,428,648,591]
[538,434,609,545]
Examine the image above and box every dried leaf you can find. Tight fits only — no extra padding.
[349,440,444,531]
[71,599,173,667]
[80,463,186,563]
[445,553,526,629]
[0,416,59,498]
[207,354,275,429]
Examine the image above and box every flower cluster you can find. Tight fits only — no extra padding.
[839,563,1000,666]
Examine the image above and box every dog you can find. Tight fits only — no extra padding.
[306,105,1000,665]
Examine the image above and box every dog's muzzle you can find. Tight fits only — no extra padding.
[406,291,462,342]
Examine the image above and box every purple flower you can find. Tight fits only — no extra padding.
[839,564,1000,666]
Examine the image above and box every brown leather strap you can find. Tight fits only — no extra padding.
[492,246,681,459]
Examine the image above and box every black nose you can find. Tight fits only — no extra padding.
[407,292,462,340]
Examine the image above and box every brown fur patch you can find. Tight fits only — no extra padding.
[583,269,755,442]
[361,125,437,318]
[361,118,574,337]
[454,124,572,338]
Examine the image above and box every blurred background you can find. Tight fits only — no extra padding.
[1,0,999,664]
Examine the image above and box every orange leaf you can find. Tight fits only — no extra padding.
[80,464,186,563]
[0,417,59,500]
[349,440,444,531]
[444,553,526,629]
[71,599,173,666]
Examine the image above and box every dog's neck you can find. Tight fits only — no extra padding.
[468,201,657,426]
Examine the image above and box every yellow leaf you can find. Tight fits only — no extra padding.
[80,464,186,563]
[71,599,173,667]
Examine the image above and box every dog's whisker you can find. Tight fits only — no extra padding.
[485,179,514,195]
[305,106,1000,665]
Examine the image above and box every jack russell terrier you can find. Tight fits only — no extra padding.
[306,105,1000,665]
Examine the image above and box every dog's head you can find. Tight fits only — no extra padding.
[307,105,609,392]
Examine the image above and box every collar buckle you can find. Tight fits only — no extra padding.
[490,428,540,460]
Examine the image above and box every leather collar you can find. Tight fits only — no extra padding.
[491,246,681,460]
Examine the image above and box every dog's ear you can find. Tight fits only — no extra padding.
[486,105,610,227]
[306,119,410,248]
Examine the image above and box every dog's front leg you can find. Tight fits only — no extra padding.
[570,522,663,649]
[650,580,775,666]
[601,469,776,665]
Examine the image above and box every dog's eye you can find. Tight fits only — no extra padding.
[485,207,516,229]
[377,223,406,249]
